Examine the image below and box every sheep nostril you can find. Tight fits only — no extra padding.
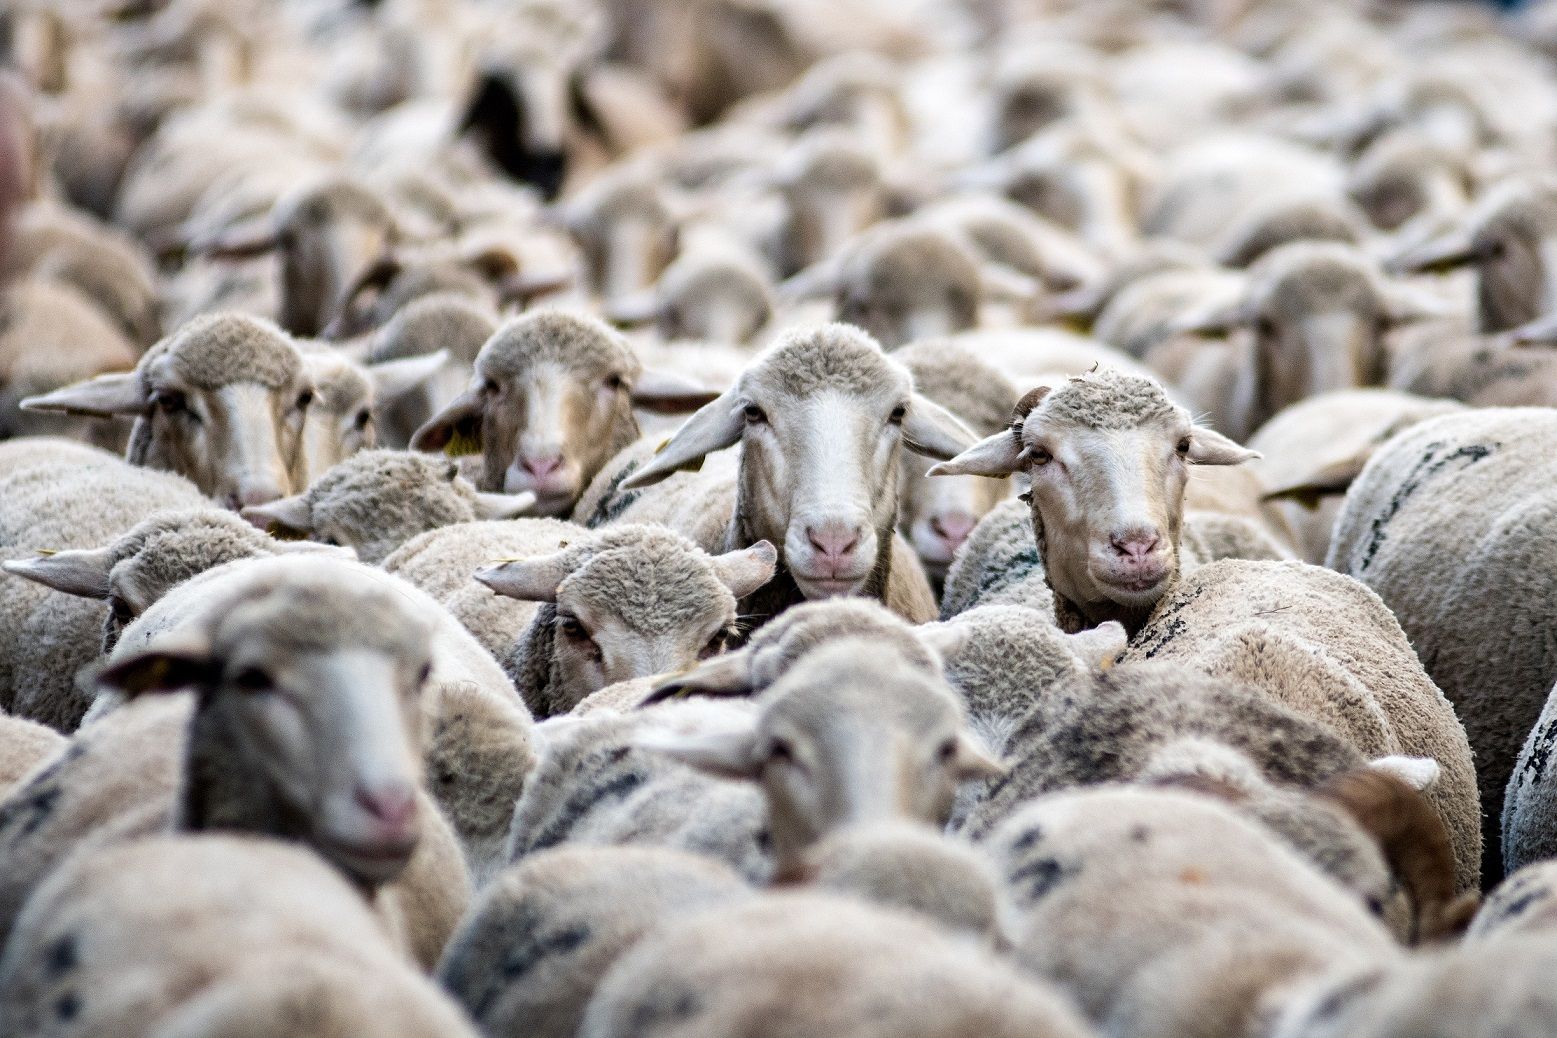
[930,512,976,548]
[1109,532,1161,560]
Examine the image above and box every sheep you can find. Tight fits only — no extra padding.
[19,312,315,508]
[240,450,536,565]
[0,564,477,969]
[1498,676,1557,876]
[437,846,751,1038]
[642,638,1003,880]
[605,237,775,348]
[472,525,777,716]
[892,339,1017,580]
[1117,559,1481,893]
[577,891,1098,1038]
[0,835,479,1038]
[928,369,1260,635]
[105,553,532,881]
[939,498,1057,619]
[1170,242,1451,441]
[1248,389,1467,564]
[768,127,892,277]
[957,649,1468,937]
[985,787,1401,1038]
[504,698,771,882]
[0,450,211,730]
[1465,861,1557,941]
[1327,407,1557,881]
[411,309,720,516]
[1271,933,1557,1038]
[561,164,679,304]
[581,323,976,626]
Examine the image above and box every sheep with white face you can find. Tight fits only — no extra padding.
[932,371,1256,634]
[617,324,976,615]
[21,313,313,509]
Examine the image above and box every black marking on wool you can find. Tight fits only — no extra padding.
[1358,441,1498,573]
[500,923,591,983]
[1130,582,1207,660]
[1007,856,1075,905]
[55,991,80,1022]
[44,934,78,978]
[1009,825,1044,854]
[626,984,703,1032]
[584,460,644,529]
[1491,888,1544,924]
[1517,716,1557,786]
[523,761,647,853]
[1305,969,1384,1025]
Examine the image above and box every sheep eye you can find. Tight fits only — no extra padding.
[936,738,958,764]
[295,390,314,411]
[558,616,589,640]
[743,403,767,425]
[232,666,273,693]
[1176,436,1192,456]
[153,391,187,415]
[699,628,732,660]
[888,403,907,425]
[416,662,432,685]
[1027,447,1052,466]
[108,595,134,625]
[482,379,501,396]
[1255,317,1277,338]
[353,409,372,430]
[768,739,794,765]
[604,373,625,392]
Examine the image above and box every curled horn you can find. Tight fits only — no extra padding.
[1319,768,1477,943]
[1012,386,1050,427]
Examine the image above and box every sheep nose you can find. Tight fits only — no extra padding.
[1109,529,1161,561]
[521,454,565,478]
[807,522,864,565]
[354,782,418,831]
[929,511,976,550]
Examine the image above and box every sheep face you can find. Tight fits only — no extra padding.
[835,230,982,348]
[298,352,377,485]
[899,451,1008,578]
[274,187,396,338]
[644,640,1001,872]
[620,326,977,603]
[931,372,1256,629]
[98,579,436,887]
[567,179,678,302]
[414,312,715,515]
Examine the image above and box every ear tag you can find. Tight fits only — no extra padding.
[444,428,482,457]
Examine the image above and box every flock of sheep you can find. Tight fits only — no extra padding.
[8,0,1557,1034]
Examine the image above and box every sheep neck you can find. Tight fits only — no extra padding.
[175,700,314,856]
[1033,511,1166,638]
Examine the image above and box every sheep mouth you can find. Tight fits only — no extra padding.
[1095,570,1170,601]
[316,831,419,884]
[792,574,867,598]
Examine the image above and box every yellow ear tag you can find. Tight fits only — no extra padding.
[1060,314,1093,335]
[654,437,672,454]
[33,548,58,556]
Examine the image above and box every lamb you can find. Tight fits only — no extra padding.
[504,698,771,882]
[20,312,315,508]
[105,553,532,881]
[1117,560,1480,893]
[580,324,976,626]
[643,638,1003,880]
[578,891,1098,1038]
[240,450,536,564]
[985,787,1401,1038]
[0,565,473,968]
[928,370,1260,635]
[0,450,211,729]
[411,309,719,516]
[1248,389,1467,564]
[1327,407,1557,881]
[0,835,479,1037]
[437,846,751,1038]
[892,339,1016,579]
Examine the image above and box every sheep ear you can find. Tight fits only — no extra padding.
[952,732,1006,781]
[2,548,116,598]
[197,217,278,260]
[1065,621,1128,672]
[1387,228,1477,275]
[980,263,1041,304]
[776,258,843,304]
[1173,296,1249,336]
[1368,755,1441,793]
[473,554,572,602]
[619,389,744,490]
[709,541,778,598]
[1384,282,1460,325]
[240,495,314,535]
[927,430,1025,478]
[902,393,980,462]
[21,372,144,418]
[97,639,217,698]
[411,386,485,455]
[636,726,762,780]
[472,491,537,521]
[498,268,574,307]
[1186,427,1259,466]
[642,650,755,705]
[368,351,449,405]
[915,621,971,666]
[606,290,662,327]
[630,369,724,414]
[1261,452,1370,509]
[1506,312,1557,348]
